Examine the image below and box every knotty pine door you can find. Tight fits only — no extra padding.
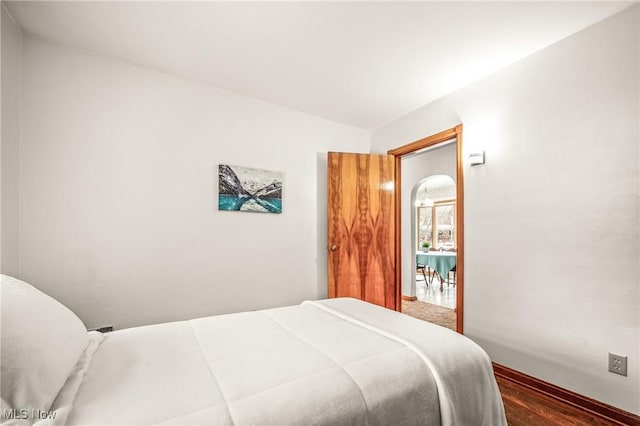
[327,152,396,310]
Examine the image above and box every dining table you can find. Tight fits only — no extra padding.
[416,250,457,291]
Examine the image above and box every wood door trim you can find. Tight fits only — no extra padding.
[455,125,464,333]
[388,124,465,333]
[393,155,402,311]
[388,126,459,157]
[493,363,640,425]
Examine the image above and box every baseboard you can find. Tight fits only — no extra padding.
[401,295,417,301]
[493,363,640,426]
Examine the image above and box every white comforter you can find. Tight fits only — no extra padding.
[45,298,506,426]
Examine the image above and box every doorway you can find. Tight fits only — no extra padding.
[388,125,464,333]
[414,174,457,307]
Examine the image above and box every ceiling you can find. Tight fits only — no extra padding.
[4,1,633,130]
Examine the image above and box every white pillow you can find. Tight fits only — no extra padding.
[1,274,89,417]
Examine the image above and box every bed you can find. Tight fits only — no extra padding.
[1,274,506,425]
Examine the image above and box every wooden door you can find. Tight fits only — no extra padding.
[327,152,396,310]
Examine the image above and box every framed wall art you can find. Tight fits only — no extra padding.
[218,164,283,214]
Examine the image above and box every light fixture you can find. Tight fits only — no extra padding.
[469,151,485,166]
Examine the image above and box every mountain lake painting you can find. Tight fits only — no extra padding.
[218,164,283,214]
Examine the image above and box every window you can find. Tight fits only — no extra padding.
[417,206,433,250]
[417,200,455,250]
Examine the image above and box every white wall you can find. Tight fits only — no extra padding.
[1,5,21,276]
[19,36,369,330]
[372,6,640,414]
[401,143,456,297]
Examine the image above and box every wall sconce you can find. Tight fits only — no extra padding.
[468,151,485,166]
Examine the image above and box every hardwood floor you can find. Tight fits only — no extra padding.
[403,298,638,425]
[496,375,634,425]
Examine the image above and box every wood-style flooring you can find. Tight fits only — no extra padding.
[403,284,638,425]
[496,375,631,426]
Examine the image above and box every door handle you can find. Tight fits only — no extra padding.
[330,245,338,251]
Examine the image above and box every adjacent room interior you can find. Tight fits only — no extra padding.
[400,140,459,331]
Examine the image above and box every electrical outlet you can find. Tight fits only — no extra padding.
[608,353,627,376]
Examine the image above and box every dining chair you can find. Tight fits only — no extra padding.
[443,265,456,287]
[416,263,429,286]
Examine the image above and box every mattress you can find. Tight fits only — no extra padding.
[44,298,506,425]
